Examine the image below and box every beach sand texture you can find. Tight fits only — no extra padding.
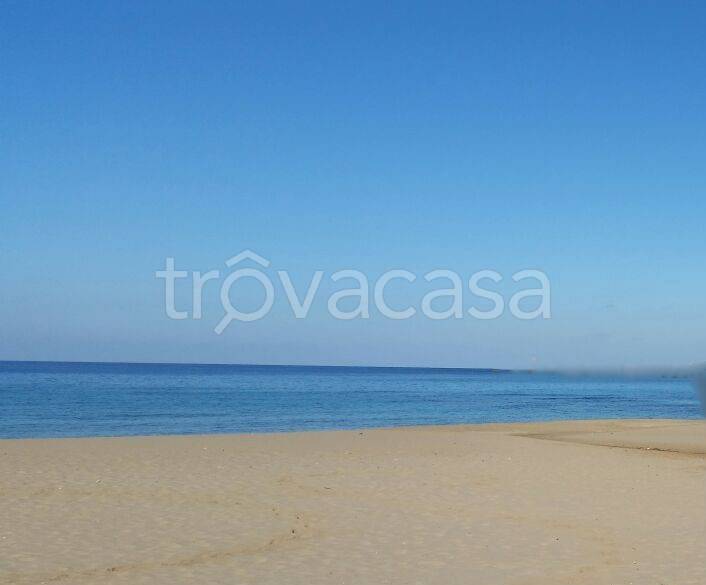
[1,419,704,584]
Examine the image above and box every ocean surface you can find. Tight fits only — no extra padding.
[0,361,701,439]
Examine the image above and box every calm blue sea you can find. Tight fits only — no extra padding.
[0,361,701,439]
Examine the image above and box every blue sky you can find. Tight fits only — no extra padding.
[2,2,705,369]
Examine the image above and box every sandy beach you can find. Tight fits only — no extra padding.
[1,419,704,585]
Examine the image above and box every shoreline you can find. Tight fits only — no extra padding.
[2,417,704,447]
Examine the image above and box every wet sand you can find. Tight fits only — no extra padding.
[1,419,704,584]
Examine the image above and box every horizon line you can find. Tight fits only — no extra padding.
[0,359,512,372]
[0,359,700,376]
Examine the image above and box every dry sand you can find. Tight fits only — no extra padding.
[1,419,704,585]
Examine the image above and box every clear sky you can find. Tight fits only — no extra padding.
[2,2,705,369]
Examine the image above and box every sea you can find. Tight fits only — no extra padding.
[0,361,701,439]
